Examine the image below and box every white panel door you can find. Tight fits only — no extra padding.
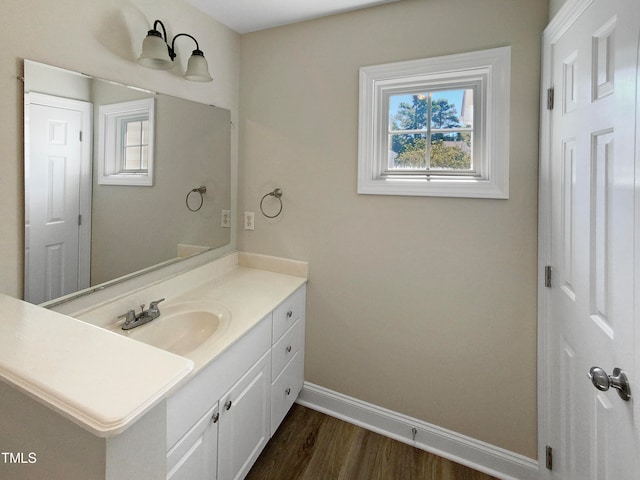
[544,0,640,478]
[26,95,91,304]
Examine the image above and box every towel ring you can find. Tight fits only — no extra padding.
[260,188,283,218]
[186,186,207,212]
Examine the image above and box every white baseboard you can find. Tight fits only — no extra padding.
[296,382,540,480]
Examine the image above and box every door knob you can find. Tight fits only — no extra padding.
[588,367,632,401]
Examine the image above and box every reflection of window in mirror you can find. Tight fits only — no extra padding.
[121,116,149,173]
[98,98,154,186]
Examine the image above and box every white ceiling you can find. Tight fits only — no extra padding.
[185,0,400,34]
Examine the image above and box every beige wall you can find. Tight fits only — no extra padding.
[549,0,569,18]
[0,0,239,298]
[239,0,547,457]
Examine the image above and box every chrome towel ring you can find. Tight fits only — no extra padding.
[260,188,283,218]
[186,185,207,212]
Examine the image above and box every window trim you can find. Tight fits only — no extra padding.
[98,97,155,186]
[358,47,510,199]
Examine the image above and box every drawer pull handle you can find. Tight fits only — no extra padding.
[287,310,293,318]
[211,412,219,423]
[286,345,292,353]
[285,388,291,396]
[224,400,232,410]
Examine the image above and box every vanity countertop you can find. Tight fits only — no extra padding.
[0,252,307,439]
[83,253,308,374]
[0,294,193,437]
[159,264,307,373]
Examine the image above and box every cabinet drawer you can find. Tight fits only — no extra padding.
[272,286,305,342]
[271,351,304,436]
[271,319,303,381]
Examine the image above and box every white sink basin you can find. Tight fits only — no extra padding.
[122,301,231,356]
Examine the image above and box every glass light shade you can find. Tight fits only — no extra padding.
[184,51,213,82]
[137,31,173,70]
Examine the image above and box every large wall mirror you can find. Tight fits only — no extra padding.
[24,60,231,305]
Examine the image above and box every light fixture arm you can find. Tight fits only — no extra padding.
[170,33,202,60]
[149,20,202,61]
[153,19,169,43]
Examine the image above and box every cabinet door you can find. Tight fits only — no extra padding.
[167,404,219,480]
[218,350,271,480]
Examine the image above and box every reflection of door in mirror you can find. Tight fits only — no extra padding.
[24,93,92,304]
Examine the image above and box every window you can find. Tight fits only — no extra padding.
[358,47,510,198]
[121,116,150,173]
[98,98,155,186]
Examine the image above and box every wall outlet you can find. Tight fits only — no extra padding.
[244,211,255,230]
[221,210,231,228]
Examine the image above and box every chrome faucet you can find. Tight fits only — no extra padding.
[119,298,165,330]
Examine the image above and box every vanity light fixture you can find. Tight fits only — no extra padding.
[137,19,213,82]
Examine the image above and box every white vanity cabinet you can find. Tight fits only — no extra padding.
[270,285,306,435]
[167,350,271,480]
[166,284,306,480]
[166,315,271,480]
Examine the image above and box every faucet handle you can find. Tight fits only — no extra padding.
[149,298,165,314]
[150,298,165,309]
[118,310,136,323]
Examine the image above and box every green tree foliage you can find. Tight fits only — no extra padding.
[391,95,471,170]
[394,137,427,168]
[429,139,470,169]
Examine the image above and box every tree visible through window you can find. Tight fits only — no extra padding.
[388,89,474,172]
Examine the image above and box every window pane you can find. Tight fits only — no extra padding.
[126,121,143,146]
[430,89,473,129]
[124,146,142,170]
[429,133,472,170]
[389,133,427,169]
[389,93,428,131]
[123,119,149,172]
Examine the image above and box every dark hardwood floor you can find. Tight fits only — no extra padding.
[246,404,499,480]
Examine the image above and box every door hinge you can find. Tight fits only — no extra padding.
[547,88,554,110]
[79,130,83,142]
[78,214,82,226]
[545,445,553,470]
[545,265,552,288]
